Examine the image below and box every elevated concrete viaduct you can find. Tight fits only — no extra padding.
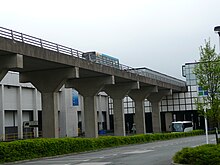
[0,27,187,138]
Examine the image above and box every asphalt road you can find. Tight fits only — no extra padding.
[12,135,217,165]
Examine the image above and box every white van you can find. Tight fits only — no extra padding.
[171,121,193,132]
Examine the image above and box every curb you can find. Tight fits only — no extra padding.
[171,161,190,165]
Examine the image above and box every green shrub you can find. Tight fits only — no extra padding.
[173,144,220,165]
[0,130,204,163]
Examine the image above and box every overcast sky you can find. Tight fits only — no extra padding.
[1,0,220,79]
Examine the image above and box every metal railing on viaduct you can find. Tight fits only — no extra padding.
[0,26,186,87]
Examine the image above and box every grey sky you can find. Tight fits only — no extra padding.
[1,0,220,79]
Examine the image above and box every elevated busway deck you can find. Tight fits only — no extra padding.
[0,27,187,138]
[0,27,187,92]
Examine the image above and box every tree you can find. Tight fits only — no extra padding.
[194,40,220,128]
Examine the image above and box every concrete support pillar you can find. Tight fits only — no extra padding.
[20,67,79,138]
[85,96,98,137]
[33,89,39,137]
[104,82,139,136]
[0,85,5,141]
[42,92,59,138]
[147,89,172,133]
[165,112,172,132]
[106,98,110,130]
[17,86,23,139]
[98,95,103,130]
[0,54,23,80]
[66,76,114,138]
[80,95,85,133]
[129,86,158,134]
[59,88,68,137]
[150,101,161,133]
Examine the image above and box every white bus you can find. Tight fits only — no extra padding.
[171,121,193,132]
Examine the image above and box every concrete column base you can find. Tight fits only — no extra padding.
[42,92,59,138]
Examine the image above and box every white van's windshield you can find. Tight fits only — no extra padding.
[172,123,183,132]
[171,121,193,132]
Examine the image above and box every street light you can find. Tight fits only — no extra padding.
[214,26,220,51]
[214,26,220,35]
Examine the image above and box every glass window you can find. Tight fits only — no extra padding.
[174,105,180,111]
[173,99,179,105]
[179,99,185,104]
[180,105,186,110]
[186,98,192,104]
[186,105,192,110]
[161,106,168,112]
[167,100,173,105]
[168,105,174,111]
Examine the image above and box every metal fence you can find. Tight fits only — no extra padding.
[0,131,42,142]
[0,26,186,87]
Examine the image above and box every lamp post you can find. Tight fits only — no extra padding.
[214,26,220,51]
[204,107,209,144]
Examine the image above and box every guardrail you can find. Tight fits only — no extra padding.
[0,27,186,87]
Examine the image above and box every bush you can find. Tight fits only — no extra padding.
[0,130,204,163]
[173,144,220,165]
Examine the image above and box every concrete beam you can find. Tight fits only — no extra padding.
[128,86,158,134]
[129,86,158,101]
[20,67,79,138]
[66,76,114,96]
[66,76,114,138]
[0,54,23,80]
[104,82,139,136]
[147,89,172,133]
[20,67,79,93]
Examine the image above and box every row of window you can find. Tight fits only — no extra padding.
[108,86,198,114]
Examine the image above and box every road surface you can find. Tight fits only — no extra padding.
[13,135,216,165]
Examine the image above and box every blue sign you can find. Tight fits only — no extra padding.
[198,86,208,96]
[72,89,79,106]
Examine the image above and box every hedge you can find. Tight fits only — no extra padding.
[0,130,203,163]
[173,144,220,165]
